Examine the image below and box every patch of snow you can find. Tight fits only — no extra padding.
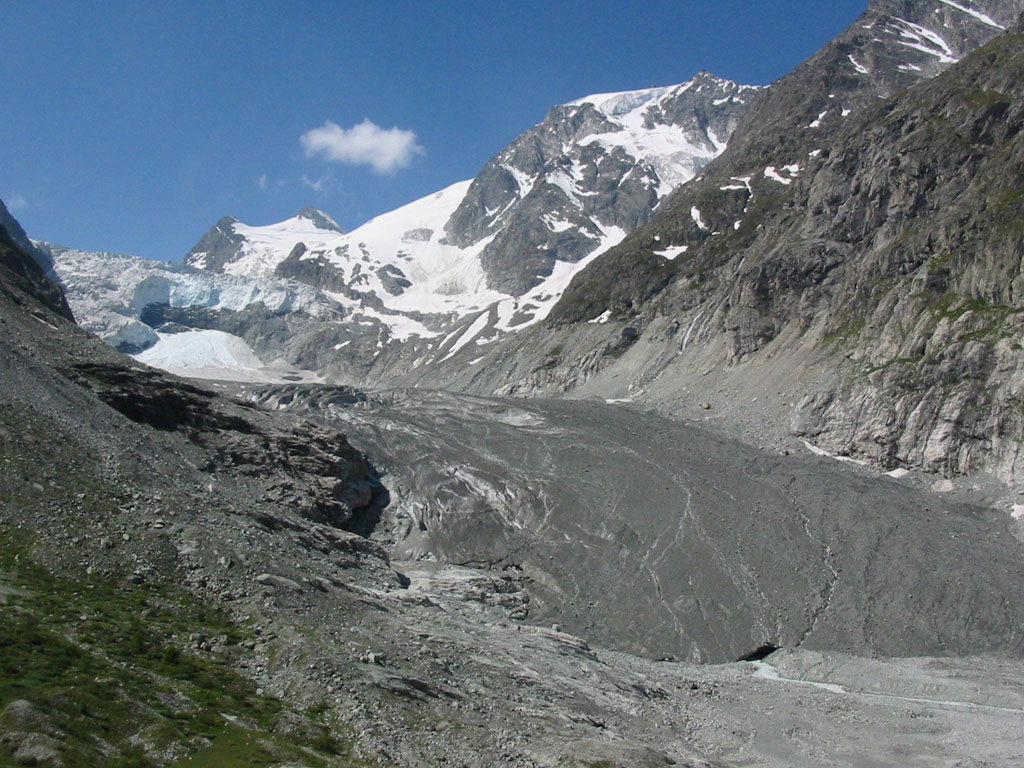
[764,166,793,185]
[493,222,628,333]
[654,245,689,260]
[681,310,705,350]
[347,304,440,342]
[501,164,538,197]
[808,149,822,158]
[886,468,911,479]
[134,329,319,384]
[841,108,852,117]
[224,216,343,278]
[569,75,757,198]
[316,181,510,329]
[848,55,869,74]
[542,214,575,233]
[546,170,597,204]
[935,0,1005,29]
[808,110,828,128]
[800,440,868,466]
[441,312,491,361]
[1012,504,1024,521]
[691,207,708,230]
[706,127,726,153]
[588,310,613,324]
[889,17,958,64]
[568,85,670,112]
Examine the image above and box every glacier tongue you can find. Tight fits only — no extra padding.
[134,329,322,384]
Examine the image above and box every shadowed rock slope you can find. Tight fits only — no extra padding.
[1,219,403,765]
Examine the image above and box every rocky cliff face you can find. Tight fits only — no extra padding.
[443,72,757,295]
[431,3,1024,485]
[0,211,74,322]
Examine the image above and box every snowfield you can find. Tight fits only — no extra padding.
[135,329,321,384]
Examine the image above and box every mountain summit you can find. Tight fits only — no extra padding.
[296,207,344,233]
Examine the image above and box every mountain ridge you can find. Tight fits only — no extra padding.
[433,3,1024,484]
[33,1,1024,485]
[52,71,759,386]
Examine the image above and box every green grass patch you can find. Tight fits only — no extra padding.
[0,533,373,767]
[169,723,308,768]
[965,89,1011,109]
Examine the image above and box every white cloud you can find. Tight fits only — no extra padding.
[301,173,334,192]
[6,192,27,211]
[256,174,287,191]
[300,118,424,174]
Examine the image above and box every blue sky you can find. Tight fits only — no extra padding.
[2,1,868,261]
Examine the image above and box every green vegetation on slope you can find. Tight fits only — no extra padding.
[0,535,375,768]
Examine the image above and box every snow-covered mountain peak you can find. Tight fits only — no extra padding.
[437,71,759,295]
[82,71,761,384]
[186,71,758,307]
[567,84,677,114]
[296,207,345,233]
[566,71,757,117]
[185,209,346,277]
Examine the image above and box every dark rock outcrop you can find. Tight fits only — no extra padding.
[183,215,245,272]
[296,207,344,233]
[0,215,74,322]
